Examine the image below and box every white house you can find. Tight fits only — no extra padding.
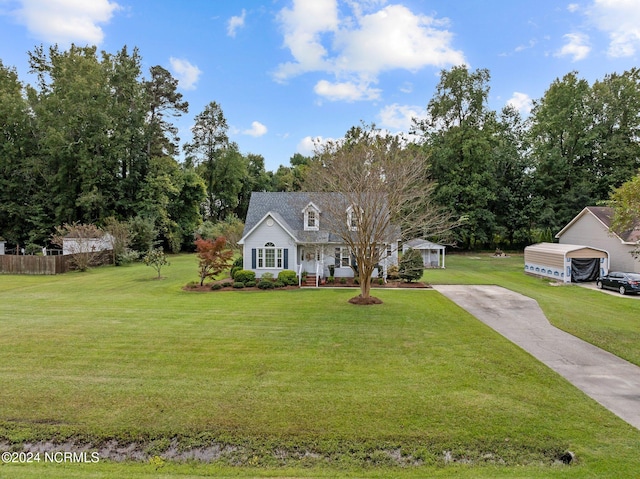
[238,192,400,281]
[556,206,640,273]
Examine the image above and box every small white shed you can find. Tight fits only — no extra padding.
[62,233,114,255]
[0,239,5,255]
[402,239,445,268]
[524,242,609,283]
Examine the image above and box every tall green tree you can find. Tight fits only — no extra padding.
[28,45,114,225]
[184,101,246,221]
[529,70,640,232]
[528,72,598,231]
[236,153,272,220]
[144,65,189,158]
[102,46,148,218]
[589,69,640,197]
[416,66,500,248]
[0,61,45,247]
[491,105,536,247]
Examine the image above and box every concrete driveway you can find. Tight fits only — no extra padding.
[432,284,640,430]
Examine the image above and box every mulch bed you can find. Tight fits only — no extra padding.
[183,280,430,293]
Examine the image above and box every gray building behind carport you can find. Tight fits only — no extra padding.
[556,206,640,273]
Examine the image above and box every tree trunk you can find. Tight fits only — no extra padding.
[359,264,374,298]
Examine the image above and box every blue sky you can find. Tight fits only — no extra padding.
[1,0,639,171]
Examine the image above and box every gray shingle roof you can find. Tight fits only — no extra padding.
[242,192,345,243]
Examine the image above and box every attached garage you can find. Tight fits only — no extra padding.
[524,242,609,283]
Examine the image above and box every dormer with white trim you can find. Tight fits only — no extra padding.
[346,205,361,231]
[302,202,321,231]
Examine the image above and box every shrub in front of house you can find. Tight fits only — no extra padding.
[277,270,298,286]
[221,281,233,288]
[261,272,274,281]
[386,265,400,280]
[229,266,240,280]
[274,280,285,288]
[340,277,347,284]
[245,281,257,288]
[211,283,222,290]
[234,270,256,284]
[399,248,424,282]
[233,282,245,289]
[327,276,335,284]
[257,280,275,289]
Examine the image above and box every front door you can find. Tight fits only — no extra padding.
[300,247,317,274]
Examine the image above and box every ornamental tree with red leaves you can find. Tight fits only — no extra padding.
[195,236,234,286]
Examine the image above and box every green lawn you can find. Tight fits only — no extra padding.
[422,253,640,366]
[0,254,639,478]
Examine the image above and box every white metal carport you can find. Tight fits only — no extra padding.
[524,242,609,283]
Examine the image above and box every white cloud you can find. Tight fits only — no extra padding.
[378,103,426,131]
[314,79,381,102]
[169,57,202,91]
[274,0,339,80]
[567,3,580,12]
[555,33,591,61]
[587,0,640,57]
[297,135,334,155]
[13,0,120,44]
[515,39,537,53]
[275,1,464,102]
[333,5,465,74]
[243,121,268,137]
[506,92,533,115]
[227,9,246,38]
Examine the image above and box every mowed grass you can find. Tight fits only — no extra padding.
[0,254,639,478]
[422,253,640,366]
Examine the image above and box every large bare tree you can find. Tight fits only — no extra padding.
[306,125,458,303]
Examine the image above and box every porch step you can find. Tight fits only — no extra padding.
[303,274,317,287]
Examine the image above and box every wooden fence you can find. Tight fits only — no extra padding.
[0,251,113,275]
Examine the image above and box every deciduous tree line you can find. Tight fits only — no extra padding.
[414,66,640,249]
[0,45,277,253]
[1,45,639,252]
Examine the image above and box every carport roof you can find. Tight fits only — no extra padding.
[525,242,608,258]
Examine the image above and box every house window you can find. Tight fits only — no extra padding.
[258,242,282,269]
[386,244,392,257]
[335,247,350,267]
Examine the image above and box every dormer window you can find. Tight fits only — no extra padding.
[346,205,361,231]
[303,202,320,231]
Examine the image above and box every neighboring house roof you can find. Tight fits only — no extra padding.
[556,206,640,244]
[240,192,400,245]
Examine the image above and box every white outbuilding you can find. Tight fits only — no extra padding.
[402,239,446,268]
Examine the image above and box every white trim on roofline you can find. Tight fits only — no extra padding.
[555,207,632,244]
[237,212,299,245]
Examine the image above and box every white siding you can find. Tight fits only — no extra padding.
[242,216,297,278]
[0,241,5,255]
[62,235,113,255]
[558,214,640,272]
